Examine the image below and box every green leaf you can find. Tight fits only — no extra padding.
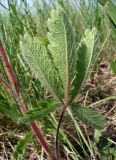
[20,34,63,100]
[13,132,33,160]
[107,1,116,33]
[20,100,59,123]
[97,0,108,6]
[107,1,116,27]
[72,104,106,130]
[110,59,116,74]
[20,8,98,104]
[0,97,20,119]
[94,129,101,144]
[98,136,112,156]
[47,7,77,101]
[71,28,97,100]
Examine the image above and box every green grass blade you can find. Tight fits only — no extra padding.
[67,108,94,156]
[13,132,34,160]
[107,1,116,26]
[0,96,20,119]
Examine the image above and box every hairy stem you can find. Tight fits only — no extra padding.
[0,42,56,160]
[56,63,70,159]
[56,102,68,160]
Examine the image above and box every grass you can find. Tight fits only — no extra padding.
[0,0,116,159]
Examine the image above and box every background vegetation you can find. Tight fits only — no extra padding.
[0,0,116,159]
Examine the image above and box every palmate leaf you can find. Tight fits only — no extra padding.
[71,28,97,101]
[20,7,98,104]
[72,104,106,130]
[20,34,63,100]
[13,132,33,160]
[20,100,59,123]
[47,7,77,101]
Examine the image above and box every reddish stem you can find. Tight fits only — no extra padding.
[31,122,56,160]
[0,42,20,94]
[0,41,56,160]
[56,102,68,160]
[56,62,69,159]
